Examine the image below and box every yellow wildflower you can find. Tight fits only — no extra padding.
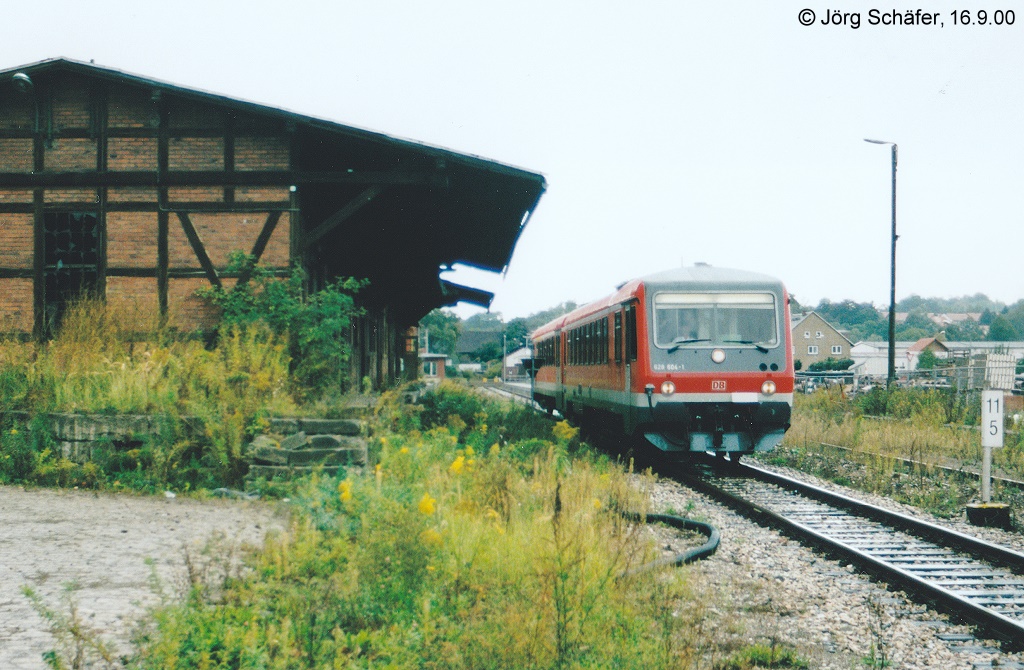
[337,480,353,503]
[399,447,410,455]
[489,443,500,456]
[592,498,602,510]
[420,528,443,546]
[465,446,475,457]
[449,455,466,474]
[418,492,437,515]
[552,421,579,443]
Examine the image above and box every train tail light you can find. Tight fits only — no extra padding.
[660,380,676,396]
[761,380,777,396]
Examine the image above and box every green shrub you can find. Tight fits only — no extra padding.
[198,252,366,400]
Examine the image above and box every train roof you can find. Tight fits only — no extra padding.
[638,265,784,289]
[531,265,786,339]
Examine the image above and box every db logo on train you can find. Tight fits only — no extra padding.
[711,380,727,391]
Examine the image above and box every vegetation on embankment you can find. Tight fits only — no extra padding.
[760,386,1024,518]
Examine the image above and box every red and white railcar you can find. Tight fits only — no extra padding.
[530,265,794,457]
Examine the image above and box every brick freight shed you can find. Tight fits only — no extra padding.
[0,58,545,389]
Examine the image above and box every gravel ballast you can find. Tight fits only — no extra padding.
[648,461,1024,669]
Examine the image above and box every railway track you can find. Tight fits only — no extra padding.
[818,440,1024,492]
[489,381,1024,647]
[676,459,1024,649]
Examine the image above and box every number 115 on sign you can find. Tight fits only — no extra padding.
[983,390,1005,448]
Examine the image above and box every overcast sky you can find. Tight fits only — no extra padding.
[7,1,1022,319]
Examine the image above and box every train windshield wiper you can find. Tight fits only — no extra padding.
[724,339,770,353]
[667,337,710,353]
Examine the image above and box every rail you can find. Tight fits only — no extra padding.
[676,458,1024,648]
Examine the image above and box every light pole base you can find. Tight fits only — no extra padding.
[966,502,1013,531]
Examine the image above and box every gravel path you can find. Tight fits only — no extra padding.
[649,466,1024,669]
[0,486,287,669]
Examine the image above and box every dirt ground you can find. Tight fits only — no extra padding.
[0,485,287,669]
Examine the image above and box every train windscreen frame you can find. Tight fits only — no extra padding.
[652,292,779,349]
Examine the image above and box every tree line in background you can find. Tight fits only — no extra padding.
[419,302,578,365]
[798,293,1024,343]
[418,292,1024,369]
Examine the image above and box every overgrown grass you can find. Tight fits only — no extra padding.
[761,386,1024,517]
[130,384,668,668]
[0,296,314,490]
[125,383,810,669]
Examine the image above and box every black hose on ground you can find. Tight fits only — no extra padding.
[619,512,721,579]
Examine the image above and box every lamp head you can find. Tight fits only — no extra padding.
[11,72,33,93]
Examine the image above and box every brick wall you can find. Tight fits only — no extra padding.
[107,212,158,268]
[50,79,92,131]
[107,88,157,128]
[0,139,33,171]
[44,189,98,204]
[105,277,159,323]
[167,212,290,268]
[168,277,238,330]
[108,138,157,171]
[44,138,98,171]
[0,74,294,335]
[235,137,289,170]
[0,213,33,268]
[168,137,224,170]
[0,279,33,333]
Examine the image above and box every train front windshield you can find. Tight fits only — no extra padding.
[653,292,778,349]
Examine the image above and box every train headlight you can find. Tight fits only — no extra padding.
[660,380,675,396]
[761,380,777,395]
[711,348,726,364]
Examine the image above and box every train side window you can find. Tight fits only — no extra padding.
[585,322,593,365]
[593,321,599,364]
[605,318,610,363]
[601,318,608,364]
[625,304,638,362]
[592,321,598,365]
[614,312,622,363]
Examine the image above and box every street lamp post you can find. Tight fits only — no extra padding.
[864,138,898,388]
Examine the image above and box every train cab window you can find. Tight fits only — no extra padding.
[653,293,778,349]
[625,304,638,362]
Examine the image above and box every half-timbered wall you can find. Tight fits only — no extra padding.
[0,73,292,334]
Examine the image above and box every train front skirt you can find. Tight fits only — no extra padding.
[637,399,791,453]
[643,429,787,453]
